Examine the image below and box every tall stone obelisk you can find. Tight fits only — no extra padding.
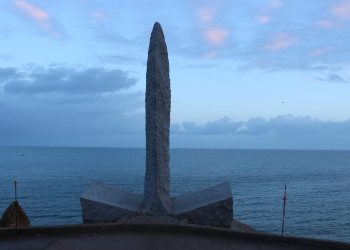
[81,22,233,227]
[140,22,172,215]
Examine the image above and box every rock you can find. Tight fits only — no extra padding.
[81,182,141,223]
[0,201,30,228]
[117,216,178,225]
[231,219,258,233]
[174,182,233,228]
[140,21,173,215]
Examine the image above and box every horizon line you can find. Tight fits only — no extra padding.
[1,145,350,152]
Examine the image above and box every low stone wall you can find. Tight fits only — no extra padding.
[0,222,349,250]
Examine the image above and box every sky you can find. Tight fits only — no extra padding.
[1,0,350,149]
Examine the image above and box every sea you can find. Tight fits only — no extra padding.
[0,147,349,243]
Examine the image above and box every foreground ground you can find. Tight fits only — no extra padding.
[0,222,349,250]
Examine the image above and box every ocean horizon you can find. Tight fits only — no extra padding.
[0,146,349,243]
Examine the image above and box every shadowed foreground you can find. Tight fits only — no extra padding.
[0,223,349,250]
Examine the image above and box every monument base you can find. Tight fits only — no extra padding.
[81,182,233,228]
[81,182,142,223]
[174,182,233,228]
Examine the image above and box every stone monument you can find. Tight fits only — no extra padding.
[81,22,233,227]
[140,22,172,215]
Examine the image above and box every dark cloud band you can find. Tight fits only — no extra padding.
[1,66,137,95]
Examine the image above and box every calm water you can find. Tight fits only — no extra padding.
[0,147,349,242]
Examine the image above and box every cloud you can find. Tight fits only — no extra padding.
[174,117,242,135]
[225,1,350,72]
[13,0,63,37]
[315,0,350,29]
[91,11,107,21]
[171,115,350,150]
[310,0,350,36]
[315,1,350,30]
[1,66,137,95]
[97,55,141,64]
[0,55,14,61]
[315,19,337,29]
[267,0,283,10]
[327,74,346,82]
[0,64,144,147]
[94,29,138,47]
[257,15,271,24]
[203,27,228,46]
[0,28,13,39]
[315,73,346,83]
[2,96,350,148]
[0,68,21,82]
[197,6,215,22]
[14,0,49,21]
[0,93,144,146]
[331,0,350,20]
[310,47,333,57]
[256,0,282,24]
[202,50,217,59]
[173,115,350,138]
[265,33,296,52]
[194,3,230,56]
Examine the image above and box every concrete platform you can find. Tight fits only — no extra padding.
[0,223,349,250]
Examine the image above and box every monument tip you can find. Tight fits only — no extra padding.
[152,22,162,31]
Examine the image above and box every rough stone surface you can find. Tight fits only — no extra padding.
[80,22,235,228]
[174,182,233,228]
[231,219,258,233]
[0,201,30,228]
[140,22,172,215]
[81,182,141,223]
[117,216,179,225]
